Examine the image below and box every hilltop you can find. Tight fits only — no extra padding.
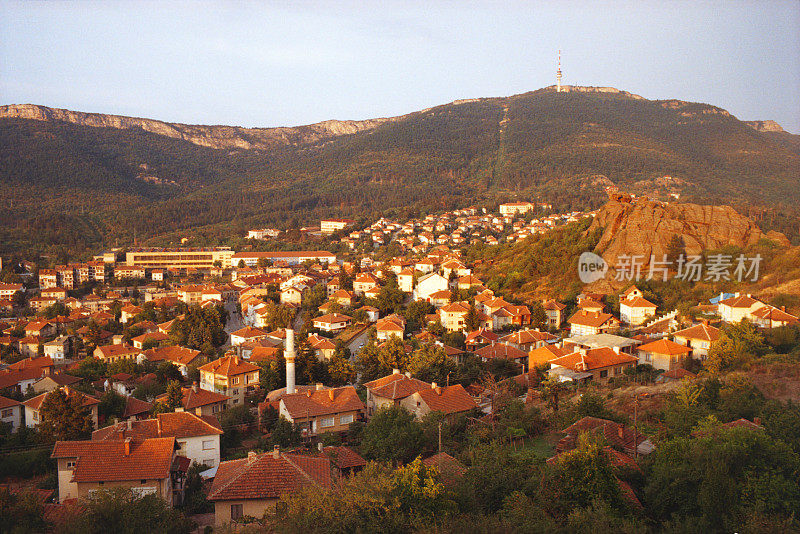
[1,86,798,254]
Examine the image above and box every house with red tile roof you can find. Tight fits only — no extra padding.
[671,321,721,360]
[548,347,638,384]
[423,452,467,487]
[542,299,567,329]
[23,386,99,430]
[229,326,268,347]
[717,293,764,323]
[499,329,558,352]
[636,338,692,371]
[528,344,572,368]
[567,310,620,337]
[474,343,529,365]
[208,448,333,526]
[312,313,352,333]
[279,385,365,436]
[93,343,140,364]
[400,382,477,419]
[619,293,657,326]
[306,334,336,361]
[363,370,431,416]
[199,356,260,407]
[51,437,187,505]
[93,411,223,468]
[0,395,22,433]
[138,345,203,376]
[131,331,170,350]
[750,304,798,329]
[556,416,655,457]
[375,315,405,341]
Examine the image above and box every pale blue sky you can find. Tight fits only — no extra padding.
[2,1,799,132]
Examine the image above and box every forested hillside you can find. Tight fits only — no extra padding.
[1,87,798,256]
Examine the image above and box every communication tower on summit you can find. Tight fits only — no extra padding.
[556,50,563,92]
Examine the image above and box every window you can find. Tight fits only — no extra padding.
[1,408,12,418]
[32,411,38,421]
[203,459,215,467]
[66,460,76,469]
[212,404,220,413]
[599,370,608,378]
[131,487,157,498]
[340,413,354,425]
[320,416,335,428]
[231,504,243,521]
[232,377,239,385]
[202,440,214,450]
[177,441,187,453]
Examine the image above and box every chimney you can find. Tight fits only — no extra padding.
[392,368,400,375]
[618,426,624,439]
[126,419,133,431]
[285,328,296,395]
[192,382,199,393]
[579,349,587,372]
[175,407,184,412]
[613,346,620,354]
[328,389,335,401]
[273,445,280,459]
[431,382,437,389]
[781,306,786,312]
[701,318,709,326]
[316,383,324,391]
[124,437,131,456]
[317,442,324,452]
[405,371,412,378]
[248,451,258,463]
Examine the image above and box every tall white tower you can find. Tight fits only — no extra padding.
[285,328,296,395]
[556,50,563,92]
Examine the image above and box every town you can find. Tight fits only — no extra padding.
[1,196,797,532]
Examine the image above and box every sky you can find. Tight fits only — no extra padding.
[2,1,799,133]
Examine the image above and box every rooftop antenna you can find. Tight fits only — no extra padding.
[556,50,563,92]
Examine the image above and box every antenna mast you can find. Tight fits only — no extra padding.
[556,50,563,92]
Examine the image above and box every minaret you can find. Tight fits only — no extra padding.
[556,50,563,92]
[285,328,296,395]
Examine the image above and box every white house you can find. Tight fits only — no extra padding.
[0,396,22,433]
[412,273,449,302]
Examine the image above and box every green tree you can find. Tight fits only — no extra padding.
[61,487,194,534]
[0,486,48,533]
[464,305,481,332]
[408,343,456,384]
[164,380,184,411]
[361,406,424,464]
[38,388,94,441]
[706,319,768,373]
[529,301,547,329]
[98,389,127,421]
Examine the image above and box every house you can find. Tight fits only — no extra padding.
[474,343,529,365]
[636,338,692,371]
[139,345,203,377]
[0,396,22,433]
[229,326,268,347]
[428,290,452,308]
[25,320,56,338]
[122,396,154,421]
[32,373,82,395]
[543,300,566,329]
[412,273,449,302]
[312,313,352,333]
[334,323,372,357]
[306,334,336,361]
[174,384,230,416]
[278,385,365,436]
[280,285,307,306]
[375,316,405,341]
[397,268,415,293]
[400,383,477,419]
[0,356,55,395]
[353,273,380,296]
[131,331,170,350]
[548,347,638,384]
[438,301,471,332]
[23,387,99,429]
[357,305,380,323]
[717,293,762,323]
[92,411,223,468]
[94,344,140,364]
[672,321,721,360]
[199,356,260,406]
[498,329,558,352]
[0,283,23,300]
[363,370,431,415]
[567,310,620,336]
[619,292,657,326]
[43,336,71,361]
[330,289,356,307]
[556,416,655,457]
[423,452,467,487]
[528,344,572,368]
[119,305,143,324]
[51,437,187,505]
[208,448,332,526]
[750,305,798,329]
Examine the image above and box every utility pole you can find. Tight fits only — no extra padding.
[633,394,639,460]
[438,421,442,456]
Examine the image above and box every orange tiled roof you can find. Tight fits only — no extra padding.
[528,344,571,365]
[142,345,201,365]
[718,294,760,308]
[229,326,267,339]
[423,452,467,486]
[499,329,557,345]
[198,355,259,376]
[52,437,176,482]
[281,386,365,419]
[23,388,98,411]
[673,323,721,342]
[95,344,140,359]
[415,384,477,414]
[567,310,617,328]
[365,373,431,400]
[621,296,657,309]
[181,386,230,410]
[92,412,222,441]
[637,338,692,356]
[549,347,638,372]
[208,452,331,501]
[474,343,528,361]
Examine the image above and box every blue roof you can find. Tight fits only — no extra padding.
[709,293,735,304]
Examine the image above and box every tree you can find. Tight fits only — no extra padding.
[464,305,481,332]
[269,416,301,448]
[164,380,184,412]
[0,486,48,533]
[391,456,457,521]
[530,301,547,329]
[706,319,769,373]
[155,361,183,384]
[408,343,456,384]
[541,377,565,412]
[38,388,94,441]
[328,353,356,386]
[60,487,194,534]
[98,390,127,421]
[361,405,424,464]
[72,356,107,382]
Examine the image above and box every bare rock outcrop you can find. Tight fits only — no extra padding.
[589,198,780,266]
[0,104,399,151]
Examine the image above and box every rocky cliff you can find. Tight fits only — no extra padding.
[0,104,400,150]
[745,120,785,133]
[589,198,788,267]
